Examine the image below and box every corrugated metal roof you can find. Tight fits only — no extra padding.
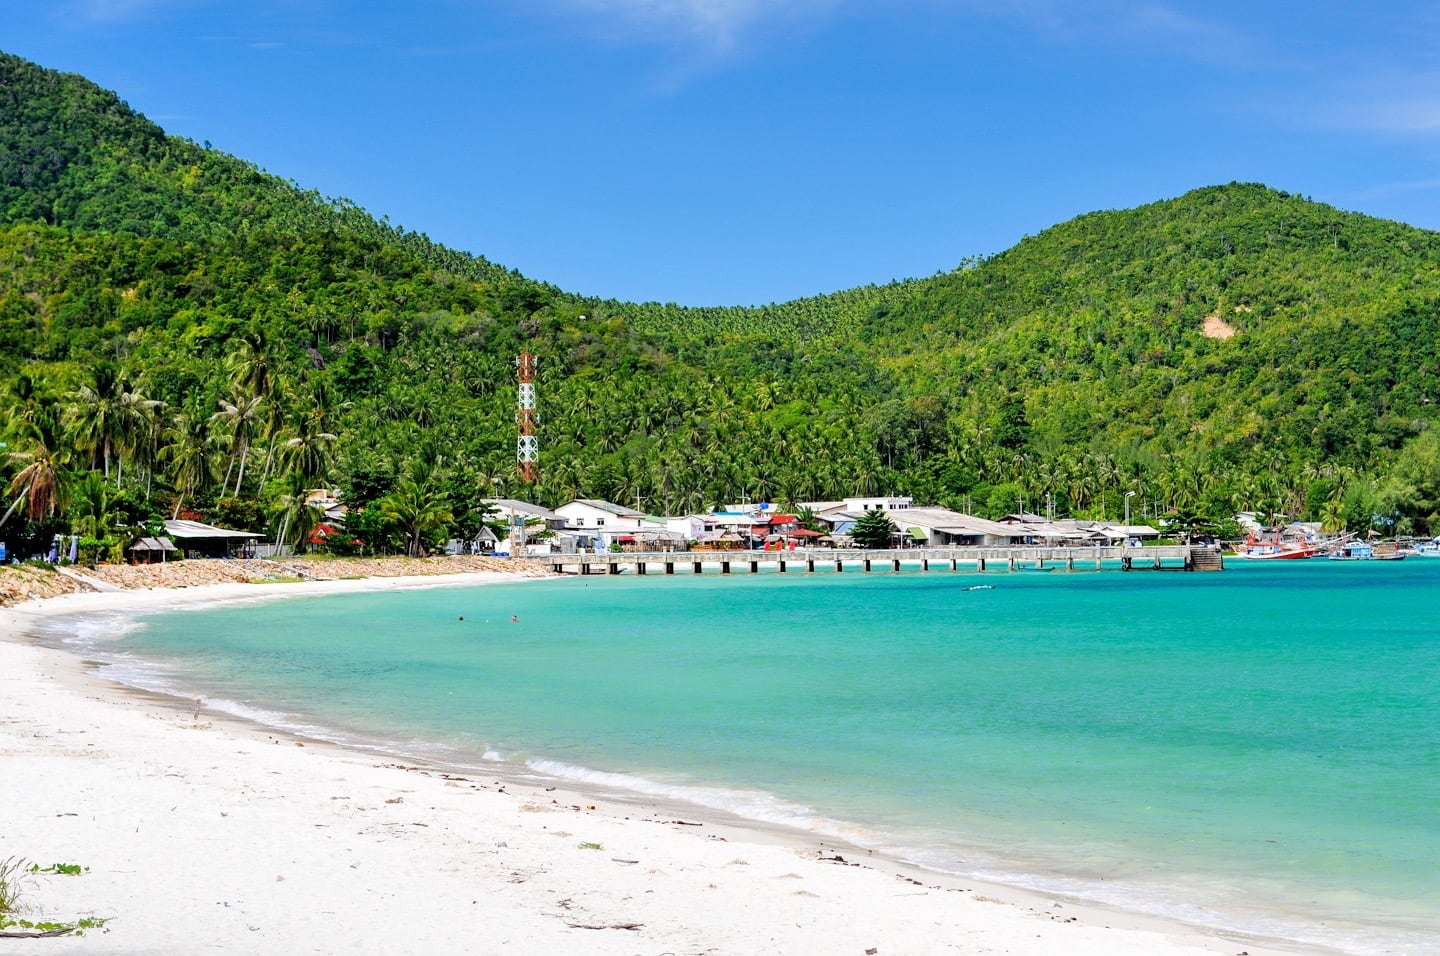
[483,499,563,520]
[164,520,263,539]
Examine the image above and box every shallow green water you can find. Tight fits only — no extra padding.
[71,561,1440,953]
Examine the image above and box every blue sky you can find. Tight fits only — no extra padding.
[5,2,1440,306]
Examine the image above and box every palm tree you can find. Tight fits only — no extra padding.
[64,362,127,482]
[118,387,165,494]
[212,391,264,496]
[380,465,454,557]
[1,426,67,529]
[68,471,116,540]
[280,420,339,486]
[270,473,325,555]
[162,410,215,519]
[227,327,277,404]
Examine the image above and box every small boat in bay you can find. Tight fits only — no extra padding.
[1408,537,1440,557]
[1237,533,1319,560]
[1327,541,1374,561]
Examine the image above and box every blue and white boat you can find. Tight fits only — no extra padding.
[1327,540,1374,561]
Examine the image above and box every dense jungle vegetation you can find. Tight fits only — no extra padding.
[3,49,1440,558]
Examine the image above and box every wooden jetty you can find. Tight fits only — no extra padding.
[546,545,1220,576]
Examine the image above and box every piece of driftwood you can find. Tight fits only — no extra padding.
[0,927,76,938]
[565,921,644,931]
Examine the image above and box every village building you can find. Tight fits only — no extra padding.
[482,498,574,555]
[163,519,263,559]
[554,499,673,551]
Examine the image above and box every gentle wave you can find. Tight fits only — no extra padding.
[525,757,880,843]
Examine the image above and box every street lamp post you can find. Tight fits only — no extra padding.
[1124,491,1136,529]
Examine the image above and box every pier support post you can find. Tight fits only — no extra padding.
[1008,556,1016,571]
[778,559,787,573]
[807,558,816,573]
[863,558,871,572]
[891,558,901,572]
[749,560,759,574]
[665,562,674,575]
[834,559,843,572]
[608,562,621,575]
[977,557,985,572]
[721,561,730,575]
[692,561,702,575]
[637,562,646,576]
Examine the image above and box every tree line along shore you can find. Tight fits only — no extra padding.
[6,51,1440,571]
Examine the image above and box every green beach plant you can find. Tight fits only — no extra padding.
[0,856,27,916]
[0,859,108,938]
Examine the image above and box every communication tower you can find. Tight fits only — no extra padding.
[516,352,538,483]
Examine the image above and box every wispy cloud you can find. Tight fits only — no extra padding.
[528,0,1245,64]
[1287,60,1440,139]
[1346,176,1440,202]
[1335,90,1440,135]
[527,0,841,51]
[67,0,185,23]
[951,0,1250,61]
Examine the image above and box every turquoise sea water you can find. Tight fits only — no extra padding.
[57,561,1440,954]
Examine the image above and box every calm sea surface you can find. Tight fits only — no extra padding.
[56,560,1440,954]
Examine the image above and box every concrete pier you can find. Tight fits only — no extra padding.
[548,545,1215,577]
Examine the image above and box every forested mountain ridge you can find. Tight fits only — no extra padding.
[3,48,1440,559]
[0,51,527,288]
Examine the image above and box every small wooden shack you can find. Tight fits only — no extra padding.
[127,536,177,564]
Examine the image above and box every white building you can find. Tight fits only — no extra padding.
[482,498,569,555]
[801,496,914,514]
[555,499,670,550]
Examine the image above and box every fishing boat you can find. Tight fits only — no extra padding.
[1236,533,1319,560]
[1408,537,1440,557]
[1327,540,1374,561]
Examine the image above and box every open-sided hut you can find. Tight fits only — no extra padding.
[163,520,263,559]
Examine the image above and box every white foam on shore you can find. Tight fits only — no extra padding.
[526,757,888,845]
[892,841,1439,956]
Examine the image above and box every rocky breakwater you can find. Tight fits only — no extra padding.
[0,555,554,605]
[0,564,93,606]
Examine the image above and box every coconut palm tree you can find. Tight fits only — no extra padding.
[63,361,127,482]
[68,471,117,541]
[270,473,325,555]
[162,410,215,519]
[1,425,67,529]
[280,416,339,485]
[380,464,454,557]
[212,391,264,496]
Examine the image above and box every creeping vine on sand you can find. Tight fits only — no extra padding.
[0,857,109,938]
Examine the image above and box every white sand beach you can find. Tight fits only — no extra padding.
[1,576,1316,955]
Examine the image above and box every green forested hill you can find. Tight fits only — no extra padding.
[3,49,1439,558]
